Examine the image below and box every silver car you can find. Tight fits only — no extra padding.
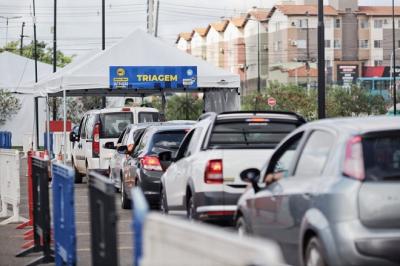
[236,116,400,266]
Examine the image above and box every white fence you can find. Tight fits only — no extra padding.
[0,149,27,225]
[141,213,287,266]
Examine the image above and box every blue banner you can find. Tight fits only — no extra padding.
[109,66,197,89]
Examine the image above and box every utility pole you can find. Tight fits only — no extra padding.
[52,0,57,120]
[306,11,310,91]
[101,0,107,108]
[392,0,397,116]
[33,0,39,149]
[19,22,26,55]
[317,0,325,119]
[0,16,22,47]
[154,0,160,37]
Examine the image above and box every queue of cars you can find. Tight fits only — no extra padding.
[70,107,400,266]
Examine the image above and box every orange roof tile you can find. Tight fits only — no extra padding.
[193,27,209,37]
[176,32,192,43]
[271,5,338,17]
[210,20,229,32]
[357,6,400,16]
[287,65,318,77]
[248,8,270,21]
[230,16,247,28]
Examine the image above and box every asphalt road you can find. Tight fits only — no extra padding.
[0,156,188,266]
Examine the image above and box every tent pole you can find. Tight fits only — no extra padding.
[161,91,166,115]
[46,95,51,157]
[34,97,39,150]
[63,88,66,163]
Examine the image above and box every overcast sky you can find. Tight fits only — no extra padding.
[0,0,399,57]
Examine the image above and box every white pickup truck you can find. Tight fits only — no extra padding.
[160,111,306,222]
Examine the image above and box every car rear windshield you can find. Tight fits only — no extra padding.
[149,130,187,154]
[363,134,400,181]
[208,121,297,149]
[100,112,133,138]
[139,112,160,123]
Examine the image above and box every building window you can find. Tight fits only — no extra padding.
[359,40,369,48]
[335,19,341,28]
[374,60,383,66]
[360,19,368,29]
[374,19,383,28]
[325,40,331,48]
[334,40,341,49]
[299,19,308,28]
[374,40,382,48]
[326,60,332,68]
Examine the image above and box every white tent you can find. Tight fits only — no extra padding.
[0,51,52,147]
[35,29,240,96]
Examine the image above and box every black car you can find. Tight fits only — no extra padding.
[118,123,193,209]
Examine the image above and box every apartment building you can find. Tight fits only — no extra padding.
[206,20,228,68]
[191,28,208,61]
[243,9,269,94]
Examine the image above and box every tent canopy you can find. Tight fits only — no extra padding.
[0,51,53,94]
[35,29,240,97]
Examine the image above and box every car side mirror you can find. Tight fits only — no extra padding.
[69,132,79,142]
[104,141,115,149]
[117,145,128,154]
[158,150,173,171]
[240,168,261,193]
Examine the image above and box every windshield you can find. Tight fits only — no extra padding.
[139,112,160,123]
[149,130,187,155]
[100,112,133,138]
[208,121,297,149]
[363,133,400,181]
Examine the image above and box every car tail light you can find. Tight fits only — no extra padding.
[343,136,365,181]
[204,159,223,184]
[92,123,100,158]
[141,156,162,171]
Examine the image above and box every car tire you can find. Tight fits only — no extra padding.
[121,180,131,209]
[72,159,83,184]
[236,216,248,237]
[304,237,327,266]
[160,186,169,214]
[186,193,197,220]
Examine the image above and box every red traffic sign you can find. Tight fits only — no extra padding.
[267,97,276,107]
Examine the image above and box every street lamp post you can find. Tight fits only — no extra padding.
[390,48,399,115]
[317,0,326,119]
[0,15,22,46]
[392,0,397,115]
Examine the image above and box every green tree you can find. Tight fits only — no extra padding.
[0,89,21,125]
[0,40,73,67]
[152,94,203,121]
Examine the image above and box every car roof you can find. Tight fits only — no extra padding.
[147,124,193,132]
[216,111,305,122]
[303,116,400,135]
[86,107,158,114]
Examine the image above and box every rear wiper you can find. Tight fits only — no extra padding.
[242,128,249,146]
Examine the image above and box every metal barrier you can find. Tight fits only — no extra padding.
[140,213,287,266]
[16,150,34,230]
[52,163,76,266]
[131,188,149,266]
[0,149,27,225]
[16,157,54,266]
[89,172,118,266]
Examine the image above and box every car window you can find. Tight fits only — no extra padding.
[86,115,97,141]
[175,129,195,161]
[186,127,203,156]
[133,129,151,156]
[129,128,145,145]
[121,128,130,145]
[117,129,127,144]
[138,112,160,123]
[295,130,334,177]
[363,132,400,181]
[208,120,297,149]
[149,130,187,155]
[80,116,87,139]
[100,112,133,138]
[267,132,303,181]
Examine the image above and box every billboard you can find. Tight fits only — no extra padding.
[337,65,359,87]
[109,66,197,89]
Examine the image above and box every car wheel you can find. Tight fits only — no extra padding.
[72,159,83,184]
[305,237,327,266]
[160,186,169,214]
[186,193,197,220]
[236,216,248,237]
[121,180,131,209]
